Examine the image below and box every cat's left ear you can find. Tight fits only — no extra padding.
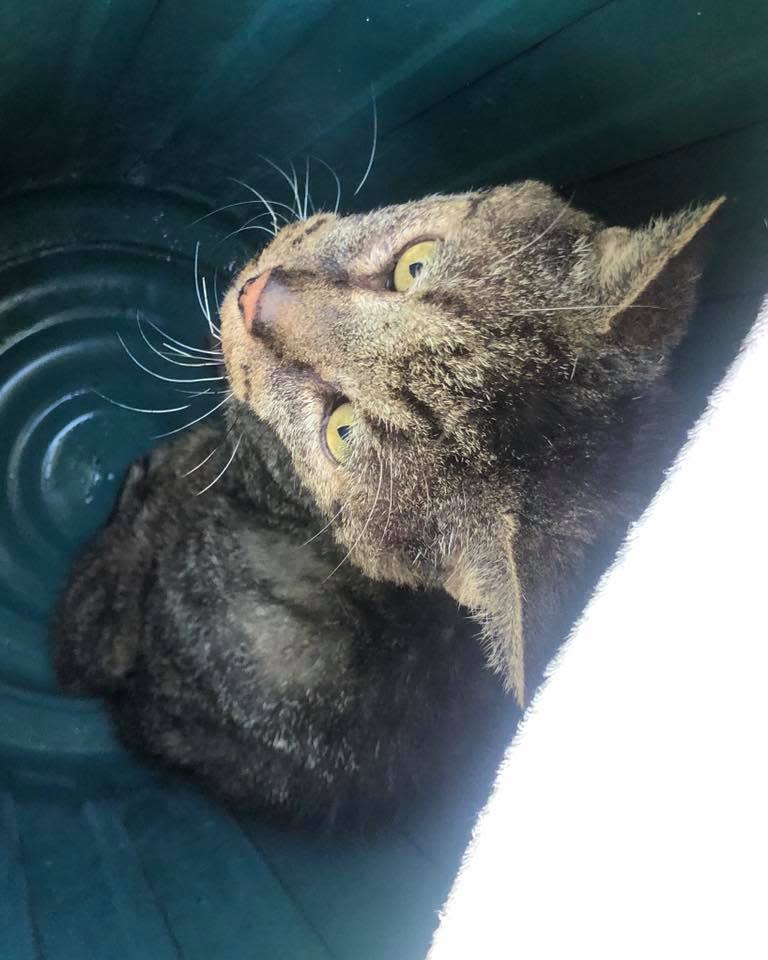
[445,514,526,708]
[590,197,725,349]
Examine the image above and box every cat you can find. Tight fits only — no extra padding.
[55,180,721,824]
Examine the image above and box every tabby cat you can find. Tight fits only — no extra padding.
[55,181,721,824]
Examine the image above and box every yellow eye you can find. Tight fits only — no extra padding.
[393,240,439,292]
[325,402,357,464]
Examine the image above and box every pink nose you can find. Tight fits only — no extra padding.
[238,267,297,341]
[237,269,273,331]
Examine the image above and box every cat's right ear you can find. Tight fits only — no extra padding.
[589,197,724,352]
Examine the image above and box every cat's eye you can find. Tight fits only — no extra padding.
[324,402,357,464]
[393,240,438,292]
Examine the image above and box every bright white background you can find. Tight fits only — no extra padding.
[429,301,768,959]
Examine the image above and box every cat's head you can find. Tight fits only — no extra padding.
[220,182,721,703]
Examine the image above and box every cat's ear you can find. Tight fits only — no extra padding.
[445,514,526,708]
[589,197,724,348]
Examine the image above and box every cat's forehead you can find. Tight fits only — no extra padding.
[254,191,487,275]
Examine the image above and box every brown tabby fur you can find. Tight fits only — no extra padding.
[55,182,721,824]
[220,182,723,704]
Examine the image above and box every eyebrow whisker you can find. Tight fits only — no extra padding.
[353,90,378,197]
[215,215,277,249]
[229,178,288,234]
[313,156,342,215]
[257,155,303,220]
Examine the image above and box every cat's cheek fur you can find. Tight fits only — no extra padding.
[220,286,274,413]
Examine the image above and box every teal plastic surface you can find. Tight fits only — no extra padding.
[1,1,767,957]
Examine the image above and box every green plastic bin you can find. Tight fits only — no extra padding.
[1,1,767,957]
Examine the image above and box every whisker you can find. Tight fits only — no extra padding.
[153,394,232,439]
[188,200,274,227]
[93,391,190,415]
[215,218,277,249]
[379,451,394,550]
[302,503,345,547]
[140,315,222,356]
[257,155,302,219]
[353,91,378,197]
[228,178,288,234]
[159,357,220,367]
[213,267,221,316]
[182,442,220,477]
[303,156,312,219]
[195,433,242,496]
[174,387,231,396]
[323,456,384,582]
[288,160,304,221]
[511,303,668,313]
[193,242,211,323]
[162,343,218,360]
[314,156,342,215]
[117,333,226,384]
[136,313,220,367]
[500,200,572,264]
[201,277,221,339]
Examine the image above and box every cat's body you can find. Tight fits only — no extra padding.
[55,182,721,823]
[56,414,506,824]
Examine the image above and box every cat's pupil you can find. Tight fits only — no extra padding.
[409,261,423,279]
[337,424,351,441]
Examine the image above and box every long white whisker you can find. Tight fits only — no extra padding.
[201,277,220,339]
[216,219,277,248]
[193,242,211,323]
[136,314,220,367]
[353,92,378,197]
[511,303,668,313]
[93,391,190,415]
[303,156,311,219]
[174,387,231,396]
[288,161,305,221]
[171,387,232,397]
[189,200,274,227]
[500,202,571,263]
[302,503,345,547]
[257,155,302,219]
[159,357,220,367]
[182,443,220,477]
[314,157,342,215]
[153,394,232,439]
[196,434,242,496]
[229,178,284,234]
[162,343,217,360]
[213,267,221,315]
[226,224,276,241]
[324,457,384,582]
[117,333,226,384]
[140,315,222,356]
